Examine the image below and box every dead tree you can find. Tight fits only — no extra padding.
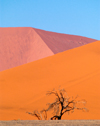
[27,88,88,120]
[46,88,88,120]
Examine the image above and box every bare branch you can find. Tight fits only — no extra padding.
[46,101,59,111]
[41,109,47,120]
[47,90,61,102]
[26,110,42,120]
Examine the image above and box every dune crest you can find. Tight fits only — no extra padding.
[0,27,96,71]
[0,40,100,120]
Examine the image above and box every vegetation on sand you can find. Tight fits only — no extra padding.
[27,88,88,120]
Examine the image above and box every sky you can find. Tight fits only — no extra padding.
[0,0,100,40]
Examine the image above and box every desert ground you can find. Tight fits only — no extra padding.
[0,39,100,120]
[0,120,100,126]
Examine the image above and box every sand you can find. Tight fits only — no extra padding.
[0,40,100,120]
[0,120,100,126]
[0,27,54,72]
[34,28,96,54]
[0,27,96,71]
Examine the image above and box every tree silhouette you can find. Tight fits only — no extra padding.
[27,88,88,120]
[26,109,47,120]
[46,88,88,120]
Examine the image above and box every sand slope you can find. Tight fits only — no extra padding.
[0,40,100,120]
[0,27,54,72]
[34,28,96,54]
[0,27,96,71]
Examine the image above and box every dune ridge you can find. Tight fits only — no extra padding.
[0,27,96,71]
[34,28,97,54]
[0,40,100,120]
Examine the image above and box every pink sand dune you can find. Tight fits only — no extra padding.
[0,27,96,71]
[34,28,96,54]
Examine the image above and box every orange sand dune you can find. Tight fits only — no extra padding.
[0,27,96,71]
[0,40,100,120]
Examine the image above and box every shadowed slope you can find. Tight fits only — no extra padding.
[34,28,96,53]
[0,27,96,71]
[0,41,100,120]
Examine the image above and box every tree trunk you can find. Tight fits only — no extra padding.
[58,116,61,120]
[50,115,62,120]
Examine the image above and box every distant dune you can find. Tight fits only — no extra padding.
[0,40,100,120]
[0,27,96,71]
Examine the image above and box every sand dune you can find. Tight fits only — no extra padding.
[0,40,100,120]
[0,27,54,72]
[34,28,96,54]
[0,27,96,71]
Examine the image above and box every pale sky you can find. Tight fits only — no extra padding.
[0,0,100,40]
